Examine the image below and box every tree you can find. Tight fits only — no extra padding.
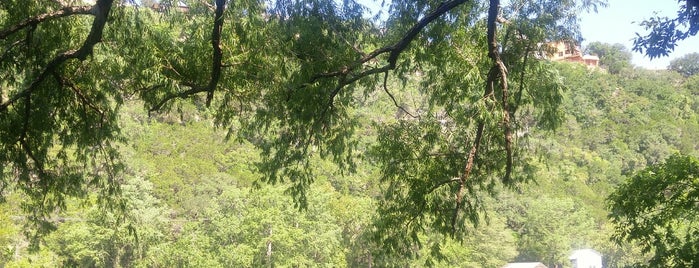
[633,0,699,58]
[585,42,632,74]
[608,154,699,267]
[668,52,699,76]
[0,0,604,252]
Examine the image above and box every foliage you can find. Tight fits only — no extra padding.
[585,42,633,74]
[0,0,602,248]
[608,154,699,267]
[1,61,698,266]
[515,196,594,267]
[632,0,699,58]
[1,0,698,266]
[668,52,699,77]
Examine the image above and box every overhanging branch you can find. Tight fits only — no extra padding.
[308,0,469,104]
[0,5,95,40]
[0,0,114,112]
[486,0,513,183]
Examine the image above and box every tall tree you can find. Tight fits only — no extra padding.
[585,42,632,74]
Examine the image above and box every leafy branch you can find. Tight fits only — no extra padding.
[149,0,227,112]
[452,0,512,233]
[0,0,114,112]
[307,0,469,107]
[0,5,95,40]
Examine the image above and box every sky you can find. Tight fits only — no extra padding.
[579,0,699,69]
[358,0,699,70]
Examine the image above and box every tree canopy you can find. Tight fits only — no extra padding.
[0,1,698,264]
[0,0,608,241]
[668,52,699,76]
[585,42,632,74]
[608,154,699,267]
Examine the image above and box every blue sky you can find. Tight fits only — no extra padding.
[580,0,699,69]
[358,0,699,69]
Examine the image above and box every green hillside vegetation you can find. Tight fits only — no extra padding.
[1,0,698,267]
[2,56,698,267]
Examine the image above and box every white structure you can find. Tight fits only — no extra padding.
[503,262,548,268]
[570,248,603,268]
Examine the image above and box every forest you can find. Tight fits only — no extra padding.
[0,0,698,267]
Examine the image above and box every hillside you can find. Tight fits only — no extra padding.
[1,60,697,267]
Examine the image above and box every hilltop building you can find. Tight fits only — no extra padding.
[547,41,599,68]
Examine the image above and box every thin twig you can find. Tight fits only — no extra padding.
[382,71,416,118]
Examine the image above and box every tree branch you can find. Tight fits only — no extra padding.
[486,0,512,184]
[451,80,489,235]
[149,0,226,112]
[308,0,469,105]
[0,0,114,112]
[512,42,531,115]
[17,91,47,178]
[0,5,95,40]
[383,71,416,118]
[452,0,512,233]
[148,86,209,113]
[53,72,105,120]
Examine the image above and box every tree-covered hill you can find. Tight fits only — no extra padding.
[2,55,698,267]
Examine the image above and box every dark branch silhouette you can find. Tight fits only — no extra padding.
[485,0,512,183]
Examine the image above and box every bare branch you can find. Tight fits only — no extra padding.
[0,5,95,40]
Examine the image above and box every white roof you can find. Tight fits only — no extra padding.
[503,262,548,268]
[582,55,600,60]
[570,248,602,259]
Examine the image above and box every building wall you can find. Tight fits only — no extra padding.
[570,249,603,268]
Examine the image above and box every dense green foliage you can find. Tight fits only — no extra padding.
[1,0,698,267]
[0,53,696,267]
[0,0,602,242]
[608,154,699,267]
